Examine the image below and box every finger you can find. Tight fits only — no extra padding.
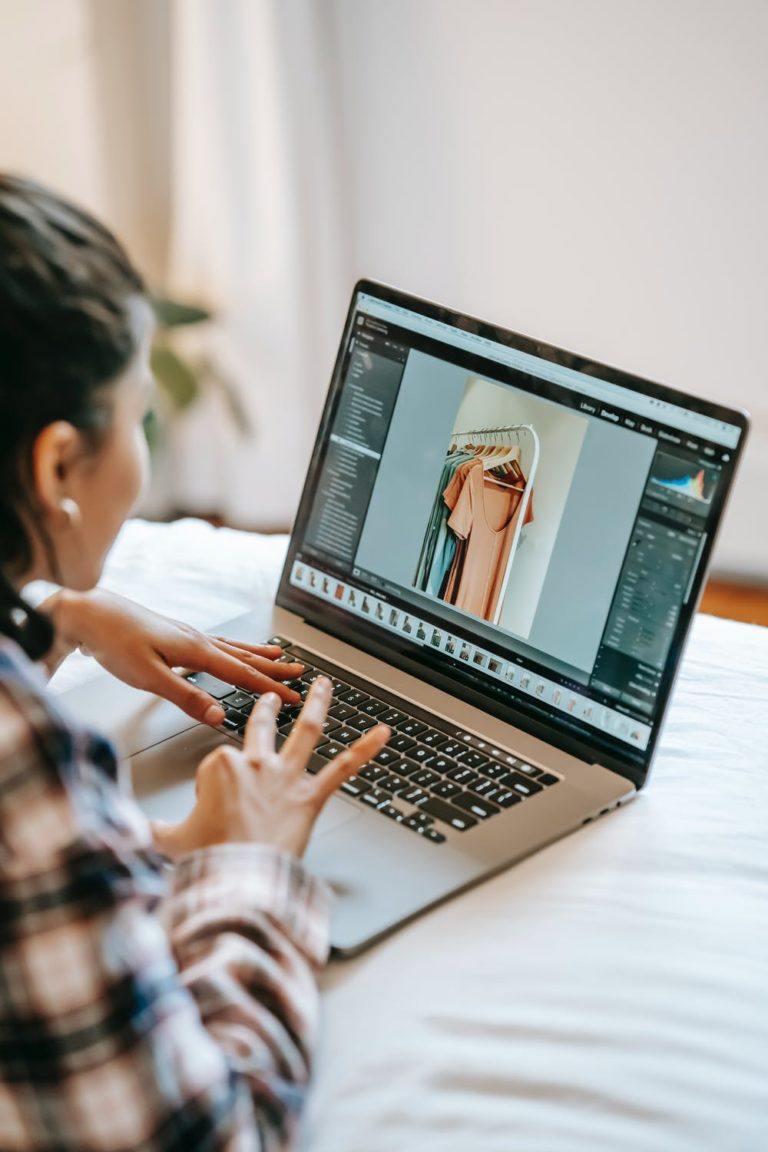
[280,677,332,768]
[195,647,302,703]
[145,665,226,726]
[313,724,391,804]
[211,638,284,658]
[242,691,281,761]
[208,639,305,680]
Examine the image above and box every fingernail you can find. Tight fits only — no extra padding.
[262,692,280,706]
[203,703,223,725]
[317,676,332,694]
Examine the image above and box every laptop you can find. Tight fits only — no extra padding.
[62,280,749,955]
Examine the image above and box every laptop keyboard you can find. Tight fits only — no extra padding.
[190,636,560,845]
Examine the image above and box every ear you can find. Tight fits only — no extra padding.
[31,421,85,522]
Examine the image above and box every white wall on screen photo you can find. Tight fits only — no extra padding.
[452,378,587,638]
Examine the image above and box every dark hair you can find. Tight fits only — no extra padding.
[0,173,145,659]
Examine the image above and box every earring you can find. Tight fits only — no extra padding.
[60,497,82,528]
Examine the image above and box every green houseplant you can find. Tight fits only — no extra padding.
[145,296,250,450]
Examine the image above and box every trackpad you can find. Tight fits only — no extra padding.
[129,724,227,823]
[310,796,361,840]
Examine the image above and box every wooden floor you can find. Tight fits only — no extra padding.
[700,579,768,627]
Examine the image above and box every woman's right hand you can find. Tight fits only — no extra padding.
[151,677,390,860]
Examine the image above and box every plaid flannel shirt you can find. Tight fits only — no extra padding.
[0,637,331,1151]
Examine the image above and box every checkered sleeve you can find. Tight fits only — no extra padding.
[0,642,331,1152]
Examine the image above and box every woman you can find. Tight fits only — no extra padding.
[0,174,389,1150]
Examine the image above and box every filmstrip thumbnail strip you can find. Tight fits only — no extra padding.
[290,561,651,751]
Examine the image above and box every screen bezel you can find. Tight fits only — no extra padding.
[277,279,750,790]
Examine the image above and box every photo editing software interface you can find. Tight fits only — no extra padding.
[287,292,742,756]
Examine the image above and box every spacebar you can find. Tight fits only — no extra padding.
[420,797,477,831]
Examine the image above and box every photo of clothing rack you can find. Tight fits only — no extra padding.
[413,423,540,624]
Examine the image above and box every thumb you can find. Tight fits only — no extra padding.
[150,817,196,860]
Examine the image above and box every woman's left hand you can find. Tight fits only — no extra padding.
[52,589,303,726]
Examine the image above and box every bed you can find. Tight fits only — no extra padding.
[48,517,768,1152]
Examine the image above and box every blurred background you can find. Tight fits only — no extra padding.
[1,0,766,621]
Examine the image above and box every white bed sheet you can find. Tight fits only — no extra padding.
[49,518,768,1151]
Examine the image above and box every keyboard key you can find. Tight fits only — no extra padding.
[455,750,490,770]
[412,769,440,789]
[424,754,458,775]
[422,827,446,844]
[358,764,388,783]
[304,753,325,776]
[403,812,432,830]
[420,797,478,831]
[446,766,483,788]
[409,746,434,764]
[438,740,466,759]
[339,688,369,707]
[266,635,289,648]
[329,702,356,722]
[388,734,417,755]
[187,672,235,699]
[397,718,428,738]
[340,775,371,796]
[502,771,543,796]
[222,690,255,711]
[360,699,388,717]
[321,718,340,735]
[222,708,247,730]
[539,773,560,786]
[473,777,503,798]
[383,757,418,778]
[476,761,508,781]
[453,791,500,820]
[333,727,361,745]
[420,730,449,749]
[372,747,400,767]
[496,790,521,808]
[376,773,409,795]
[431,780,461,800]
[516,762,543,777]
[380,708,407,726]
[317,741,345,759]
[360,788,390,808]
[379,804,405,821]
[470,782,505,803]
[400,785,429,805]
[349,713,378,732]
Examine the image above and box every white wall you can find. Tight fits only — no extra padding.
[0,0,105,215]
[327,0,768,577]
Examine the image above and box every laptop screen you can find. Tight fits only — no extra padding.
[278,282,746,778]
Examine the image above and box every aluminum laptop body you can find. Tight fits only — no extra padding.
[61,281,749,955]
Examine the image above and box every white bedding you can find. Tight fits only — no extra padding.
[49,518,768,1151]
